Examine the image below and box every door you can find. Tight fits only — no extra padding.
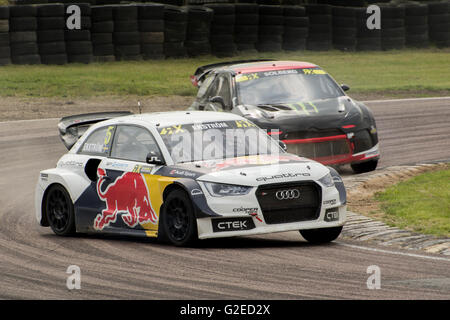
[92,125,165,236]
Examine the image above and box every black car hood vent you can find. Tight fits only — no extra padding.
[257,104,293,112]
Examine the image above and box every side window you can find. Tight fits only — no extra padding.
[217,76,231,107]
[206,75,231,107]
[111,125,162,163]
[79,126,115,156]
[206,76,221,100]
[197,74,215,99]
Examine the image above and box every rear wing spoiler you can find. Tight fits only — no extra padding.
[58,111,133,150]
[190,59,275,87]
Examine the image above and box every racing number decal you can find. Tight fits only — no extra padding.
[102,126,115,153]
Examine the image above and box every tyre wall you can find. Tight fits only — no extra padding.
[0,1,448,65]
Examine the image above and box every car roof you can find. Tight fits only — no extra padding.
[96,111,246,128]
[219,60,318,74]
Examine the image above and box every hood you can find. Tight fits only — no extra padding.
[240,96,364,131]
[159,154,329,187]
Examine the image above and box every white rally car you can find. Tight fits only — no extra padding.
[36,111,347,246]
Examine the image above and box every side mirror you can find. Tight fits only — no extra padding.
[279,140,287,152]
[209,96,226,109]
[146,152,165,166]
[341,84,350,92]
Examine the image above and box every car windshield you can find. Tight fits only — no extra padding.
[236,68,344,105]
[157,120,282,164]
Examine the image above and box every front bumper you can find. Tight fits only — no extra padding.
[282,132,380,166]
[197,205,346,239]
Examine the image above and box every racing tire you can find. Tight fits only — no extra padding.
[160,189,198,247]
[0,57,11,65]
[113,4,138,21]
[300,226,342,244]
[351,159,378,174]
[91,5,113,22]
[0,6,9,19]
[138,3,164,20]
[0,46,11,59]
[91,21,114,33]
[45,184,76,236]
[9,17,37,31]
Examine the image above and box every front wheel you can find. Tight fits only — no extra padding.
[160,189,198,246]
[45,184,76,236]
[300,226,343,244]
[351,159,378,174]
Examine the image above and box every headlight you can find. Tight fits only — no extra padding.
[203,182,252,197]
[318,173,334,188]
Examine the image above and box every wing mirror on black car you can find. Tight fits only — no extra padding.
[209,96,226,109]
[341,84,350,92]
[146,152,165,166]
[279,141,287,152]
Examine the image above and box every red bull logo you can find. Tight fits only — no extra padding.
[94,168,158,230]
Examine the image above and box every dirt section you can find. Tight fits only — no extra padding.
[347,163,450,223]
[0,96,194,121]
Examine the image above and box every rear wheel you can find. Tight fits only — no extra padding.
[300,226,342,244]
[45,184,75,236]
[160,189,198,246]
[351,159,378,174]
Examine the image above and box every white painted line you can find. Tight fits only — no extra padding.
[338,242,450,262]
[362,96,450,104]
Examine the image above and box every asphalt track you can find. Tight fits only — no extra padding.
[0,97,449,299]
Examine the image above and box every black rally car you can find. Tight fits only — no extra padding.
[189,59,380,173]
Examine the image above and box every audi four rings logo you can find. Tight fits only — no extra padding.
[275,189,300,200]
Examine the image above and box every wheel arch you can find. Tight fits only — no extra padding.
[161,179,221,219]
[37,168,90,226]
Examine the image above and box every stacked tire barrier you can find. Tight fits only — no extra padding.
[163,5,187,58]
[332,6,356,51]
[9,5,40,64]
[234,3,259,52]
[139,3,165,60]
[282,5,308,51]
[185,5,213,56]
[0,1,449,66]
[380,4,405,50]
[258,5,284,52]
[65,3,93,63]
[355,7,381,51]
[428,1,450,48]
[37,4,67,65]
[404,2,428,48]
[305,4,332,51]
[205,3,236,57]
[113,4,141,61]
[0,6,10,65]
[91,5,115,62]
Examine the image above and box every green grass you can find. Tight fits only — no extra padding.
[0,48,450,98]
[375,166,450,237]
